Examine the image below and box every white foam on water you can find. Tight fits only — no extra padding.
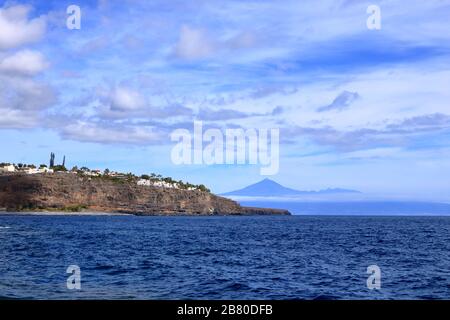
[0,226,11,229]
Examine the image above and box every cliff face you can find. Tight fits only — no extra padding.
[0,173,290,216]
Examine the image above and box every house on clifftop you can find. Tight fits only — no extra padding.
[0,164,15,173]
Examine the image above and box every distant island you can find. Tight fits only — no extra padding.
[0,158,290,216]
[222,178,361,197]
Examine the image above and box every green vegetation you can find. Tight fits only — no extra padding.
[52,165,67,172]
[62,204,88,212]
[50,152,55,168]
[197,184,210,192]
[14,163,36,169]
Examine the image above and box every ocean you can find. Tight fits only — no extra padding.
[0,214,449,299]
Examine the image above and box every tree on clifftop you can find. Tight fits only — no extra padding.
[52,165,67,172]
[49,152,55,168]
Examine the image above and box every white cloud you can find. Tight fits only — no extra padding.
[79,36,110,54]
[0,50,48,76]
[225,59,450,132]
[0,75,56,128]
[109,86,146,111]
[0,5,52,129]
[0,4,46,50]
[0,108,39,128]
[173,26,260,61]
[61,121,165,145]
[0,75,55,110]
[174,25,215,60]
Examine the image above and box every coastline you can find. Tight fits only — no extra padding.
[0,211,129,216]
[0,173,291,216]
[0,211,291,217]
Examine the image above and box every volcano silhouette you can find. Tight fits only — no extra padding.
[222,178,360,197]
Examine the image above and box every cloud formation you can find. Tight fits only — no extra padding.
[173,25,258,61]
[60,121,166,145]
[109,87,145,112]
[317,91,360,112]
[0,4,53,129]
[0,50,48,76]
[174,25,214,60]
[0,4,46,50]
[0,0,450,197]
[196,106,284,121]
[283,113,450,151]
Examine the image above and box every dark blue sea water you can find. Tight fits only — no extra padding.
[0,215,449,300]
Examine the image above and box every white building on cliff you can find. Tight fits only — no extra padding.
[137,179,180,189]
[0,164,15,172]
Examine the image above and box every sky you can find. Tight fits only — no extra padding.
[1,0,450,200]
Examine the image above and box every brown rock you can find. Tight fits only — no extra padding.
[0,173,290,216]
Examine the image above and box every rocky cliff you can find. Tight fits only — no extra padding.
[0,173,290,216]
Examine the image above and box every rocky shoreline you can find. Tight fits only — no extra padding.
[0,211,129,216]
[0,173,290,216]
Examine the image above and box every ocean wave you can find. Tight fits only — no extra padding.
[1,215,449,299]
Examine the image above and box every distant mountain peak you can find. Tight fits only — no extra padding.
[221,179,360,197]
[255,178,282,186]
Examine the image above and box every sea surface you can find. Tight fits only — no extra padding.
[0,214,449,299]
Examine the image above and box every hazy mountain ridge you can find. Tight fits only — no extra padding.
[222,178,361,197]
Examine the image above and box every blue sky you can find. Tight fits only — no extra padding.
[1,0,450,199]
